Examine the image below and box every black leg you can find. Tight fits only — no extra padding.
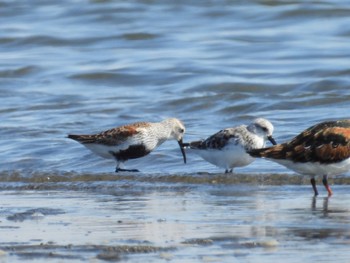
[115,167,139,173]
[310,178,318,196]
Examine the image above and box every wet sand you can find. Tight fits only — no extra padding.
[0,173,350,262]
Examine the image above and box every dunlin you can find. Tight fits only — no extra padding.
[68,118,186,172]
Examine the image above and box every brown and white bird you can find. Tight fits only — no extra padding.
[68,118,186,172]
[249,120,350,196]
[183,118,276,173]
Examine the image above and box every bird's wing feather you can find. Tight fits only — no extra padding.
[190,127,243,150]
[68,122,151,147]
[249,120,350,163]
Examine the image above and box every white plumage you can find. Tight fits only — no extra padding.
[184,118,276,173]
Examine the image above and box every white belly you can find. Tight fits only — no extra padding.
[193,146,255,170]
[83,144,117,159]
[271,158,350,176]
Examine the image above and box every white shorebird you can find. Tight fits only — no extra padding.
[249,119,350,196]
[68,118,186,172]
[183,118,276,173]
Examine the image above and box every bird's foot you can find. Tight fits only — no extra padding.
[115,168,140,173]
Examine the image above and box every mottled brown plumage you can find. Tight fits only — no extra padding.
[250,120,350,164]
[249,120,350,196]
[68,122,151,146]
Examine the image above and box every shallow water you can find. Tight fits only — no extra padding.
[1,0,350,262]
[2,0,350,174]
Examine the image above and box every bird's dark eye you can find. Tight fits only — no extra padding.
[179,128,184,133]
[262,127,268,132]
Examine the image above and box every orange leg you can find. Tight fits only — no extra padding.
[322,175,333,196]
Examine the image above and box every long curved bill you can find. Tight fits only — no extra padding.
[178,139,187,164]
[268,135,277,145]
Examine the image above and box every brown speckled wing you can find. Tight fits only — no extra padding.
[249,120,350,164]
[68,122,151,146]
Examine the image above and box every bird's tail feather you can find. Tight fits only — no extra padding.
[67,134,95,144]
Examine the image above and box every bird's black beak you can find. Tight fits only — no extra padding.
[178,139,187,164]
[268,135,277,145]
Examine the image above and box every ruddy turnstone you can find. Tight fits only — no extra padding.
[183,118,276,173]
[249,120,350,196]
[68,118,186,172]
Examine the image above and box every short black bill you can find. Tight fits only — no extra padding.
[178,139,187,164]
[268,135,277,145]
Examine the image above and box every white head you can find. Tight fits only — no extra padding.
[161,118,187,163]
[248,118,276,145]
[162,118,186,141]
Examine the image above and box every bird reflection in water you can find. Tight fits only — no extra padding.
[311,196,330,217]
